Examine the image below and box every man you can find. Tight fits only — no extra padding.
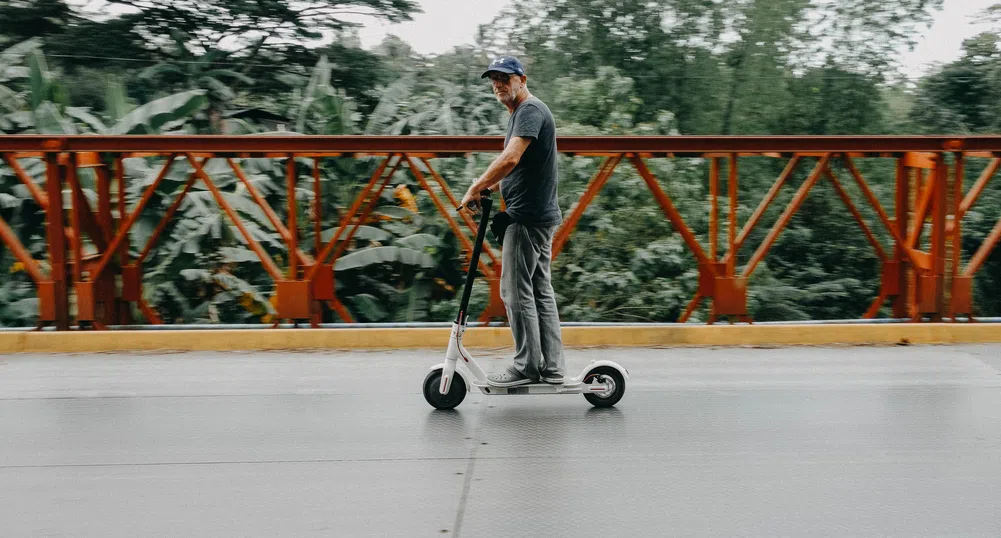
[459,56,566,387]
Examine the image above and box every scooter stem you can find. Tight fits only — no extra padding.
[440,321,488,395]
[441,193,493,397]
[455,192,493,325]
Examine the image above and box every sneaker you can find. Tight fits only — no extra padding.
[487,367,534,387]
[540,373,564,385]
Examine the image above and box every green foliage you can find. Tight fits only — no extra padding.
[0,38,42,123]
[4,0,1001,327]
[137,33,253,112]
[552,67,641,132]
[0,0,71,48]
[289,55,359,135]
[910,33,1001,134]
[773,67,884,134]
[364,72,503,136]
[804,0,944,78]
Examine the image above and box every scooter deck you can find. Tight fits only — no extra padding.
[471,380,594,395]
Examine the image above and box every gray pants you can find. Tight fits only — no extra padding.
[500,222,565,380]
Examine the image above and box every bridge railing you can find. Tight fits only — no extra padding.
[1,135,999,329]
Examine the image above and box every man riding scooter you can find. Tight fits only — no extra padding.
[460,56,566,388]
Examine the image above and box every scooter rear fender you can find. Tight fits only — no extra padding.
[579,359,630,381]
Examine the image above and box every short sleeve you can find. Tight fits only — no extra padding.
[511,104,544,140]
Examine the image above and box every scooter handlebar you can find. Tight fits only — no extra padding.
[457,189,493,213]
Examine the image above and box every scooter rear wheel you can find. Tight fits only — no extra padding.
[583,366,625,408]
[423,370,467,410]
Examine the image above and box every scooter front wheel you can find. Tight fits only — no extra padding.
[583,366,625,408]
[423,370,467,410]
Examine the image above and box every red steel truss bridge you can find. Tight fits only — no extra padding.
[1,135,1000,330]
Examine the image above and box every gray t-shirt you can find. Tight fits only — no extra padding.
[501,97,562,226]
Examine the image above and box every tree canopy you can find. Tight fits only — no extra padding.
[2,0,999,327]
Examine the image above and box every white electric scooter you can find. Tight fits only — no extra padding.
[423,191,628,410]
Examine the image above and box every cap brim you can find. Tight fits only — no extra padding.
[481,68,517,78]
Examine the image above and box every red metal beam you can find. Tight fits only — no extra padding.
[864,291,889,319]
[114,156,129,267]
[957,157,998,219]
[841,156,925,270]
[91,155,178,282]
[8,136,1001,329]
[227,158,314,267]
[931,157,948,281]
[0,214,46,283]
[405,156,497,280]
[185,154,284,281]
[136,176,197,264]
[66,160,111,251]
[324,159,401,270]
[742,154,832,278]
[907,169,936,248]
[2,154,49,209]
[7,135,1001,154]
[842,157,899,241]
[96,165,113,236]
[313,159,322,256]
[950,153,964,319]
[725,156,800,266]
[419,157,501,267]
[679,292,703,324]
[727,154,738,273]
[823,166,888,262]
[709,157,719,261]
[326,158,401,265]
[630,155,715,269]
[114,156,132,325]
[308,156,394,277]
[138,298,163,325]
[893,158,911,318]
[553,155,622,259]
[44,154,69,329]
[286,153,298,280]
[962,214,1001,278]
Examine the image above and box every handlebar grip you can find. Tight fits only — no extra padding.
[456,189,493,213]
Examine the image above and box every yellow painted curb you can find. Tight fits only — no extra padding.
[0,324,999,353]
[561,323,1001,347]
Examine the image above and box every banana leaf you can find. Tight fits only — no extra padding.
[110,89,208,135]
[335,246,435,271]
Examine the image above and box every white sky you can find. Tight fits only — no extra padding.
[352,0,998,79]
[70,0,999,79]
[350,0,511,52]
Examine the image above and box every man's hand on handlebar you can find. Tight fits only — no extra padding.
[459,187,491,214]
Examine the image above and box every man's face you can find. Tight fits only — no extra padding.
[488,72,525,106]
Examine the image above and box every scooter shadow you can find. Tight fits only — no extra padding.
[582,406,627,434]
[421,408,472,439]
[584,406,624,420]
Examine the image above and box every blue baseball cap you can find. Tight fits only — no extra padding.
[481,56,526,78]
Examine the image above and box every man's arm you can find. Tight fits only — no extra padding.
[461,136,531,206]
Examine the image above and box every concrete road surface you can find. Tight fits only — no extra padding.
[2,344,1000,537]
